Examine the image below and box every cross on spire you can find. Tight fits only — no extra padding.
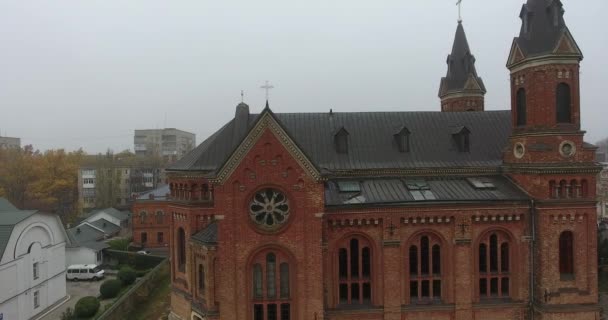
[456,0,463,22]
[260,80,274,102]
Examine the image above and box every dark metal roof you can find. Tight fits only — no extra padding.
[67,224,105,244]
[168,110,512,174]
[325,176,529,206]
[191,222,218,245]
[439,21,486,97]
[89,219,121,235]
[515,0,578,58]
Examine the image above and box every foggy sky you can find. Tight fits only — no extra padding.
[0,0,606,153]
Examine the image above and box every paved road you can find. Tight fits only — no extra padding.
[38,276,114,320]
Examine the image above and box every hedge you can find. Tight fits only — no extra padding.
[104,249,163,270]
[100,279,122,299]
[118,266,137,285]
[75,296,100,318]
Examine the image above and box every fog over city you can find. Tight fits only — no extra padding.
[1,0,606,153]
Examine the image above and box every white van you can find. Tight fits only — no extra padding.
[66,264,105,281]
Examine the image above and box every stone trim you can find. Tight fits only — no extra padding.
[383,240,401,247]
[211,112,321,184]
[401,303,455,311]
[508,56,581,73]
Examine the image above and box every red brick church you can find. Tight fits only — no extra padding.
[165,1,601,319]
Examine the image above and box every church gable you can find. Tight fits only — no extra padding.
[507,40,525,66]
[213,111,320,185]
[553,29,583,56]
[464,75,483,91]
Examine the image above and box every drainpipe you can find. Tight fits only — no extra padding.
[529,199,536,320]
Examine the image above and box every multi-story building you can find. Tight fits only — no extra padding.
[0,198,68,320]
[78,155,165,211]
[164,1,601,320]
[134,128,195,162]
[598,153,608,220]
[0,136,20,149]
[131,185,170,249]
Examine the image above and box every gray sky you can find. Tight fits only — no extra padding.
[1,0,606,153]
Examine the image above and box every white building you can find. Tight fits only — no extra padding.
[0,199,68,320]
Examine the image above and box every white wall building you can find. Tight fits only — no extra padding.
[0,199,68,320]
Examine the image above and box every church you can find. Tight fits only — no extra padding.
[165,1,600,319]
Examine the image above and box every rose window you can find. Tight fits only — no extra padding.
[249,189,290,230]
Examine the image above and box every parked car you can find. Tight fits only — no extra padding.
[137,250,151,255]
[66,264,105,281]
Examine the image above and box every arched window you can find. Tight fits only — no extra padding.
[516,88,527,126]
[252,250,291,320]
[338,237,372,305]
[177,228,186,272]
[479,231,511,298]
[198,264,205,292]
[559,180,568,198]
[556,83,572,123]
[549,180,557,199]
[559,231,574,278]
[408,235,442,303]
[581,180,589,198]
[156,211,164,224]
[139,211,147,224]
[569,179,579,198]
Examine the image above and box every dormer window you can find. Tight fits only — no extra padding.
[334,127,349,154]
[451,126,471,152]
[394,126,411,153]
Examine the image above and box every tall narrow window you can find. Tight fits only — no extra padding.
[556,83,572,123]
[280,263,290,299]
[267,253,276,299]
[559,180,568,198]
[409,234,442,303]
[198,264,205,292]
[33,262,39,280]
[549,180,557,198]
[253,264,263,299]
[156,211,164,224]
[559,231,574,278]
[338,237,372,305]
[140,211,147,224]
[177,228,186,272]
[251,251,291,319]
[479,232,511,298]
[516,88,527,126]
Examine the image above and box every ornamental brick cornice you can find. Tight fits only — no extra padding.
[210,112,321,184]
[503,164,602,175]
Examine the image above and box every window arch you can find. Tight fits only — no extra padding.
[251,250,292,320]
[338,237,372,305]
[556,83,572,123]
[516,88,527,126]
[581,180,589,198]
[177,228,186,272]
[408,234,442,303]
[478,231,511,298]
[198,264,205,292]
[559,231,574,278]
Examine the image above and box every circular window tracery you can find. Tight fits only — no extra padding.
[249,189,290,231]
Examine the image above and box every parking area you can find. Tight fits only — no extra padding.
[37,275,116,320]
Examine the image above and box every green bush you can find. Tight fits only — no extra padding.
[136,269,149,277]
[107,238,130,251]
[60,307,75,320]
[118,266,137,285]
[100,279,122,299]
[74,296,100,318]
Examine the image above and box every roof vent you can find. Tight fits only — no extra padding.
[394,126,411,153]
[334,127,349,154]
[451,126,471,152]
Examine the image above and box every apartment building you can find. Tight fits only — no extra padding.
[134,128,195,162]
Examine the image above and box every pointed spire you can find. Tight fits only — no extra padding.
[265,100,270,110]
[514,0,581,59]
[438,21,486,110]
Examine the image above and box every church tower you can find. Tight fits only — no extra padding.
[438,21,486,112]
[505,1,600,318]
